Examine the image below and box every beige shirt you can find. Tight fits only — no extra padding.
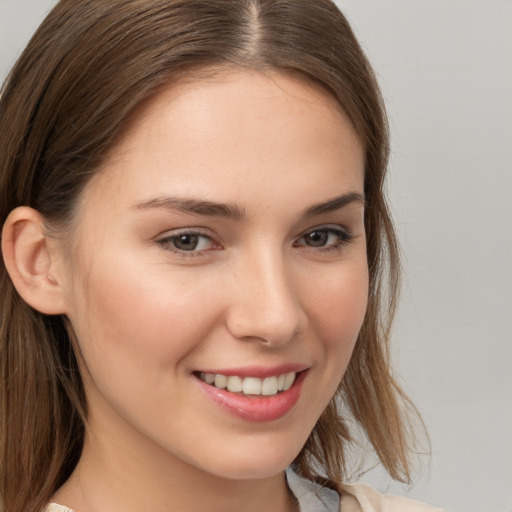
[286,470,447,512]
[339,482,446,512]
[45,473,447,512]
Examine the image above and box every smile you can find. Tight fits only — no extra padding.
[195,368,307,422]
[198,372,296,397]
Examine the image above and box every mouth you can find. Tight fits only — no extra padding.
[196,371,297,397]
[194,368,308,422]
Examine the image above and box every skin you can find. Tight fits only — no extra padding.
[50,69,368,512]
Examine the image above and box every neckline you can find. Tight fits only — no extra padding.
[47,470,340,512]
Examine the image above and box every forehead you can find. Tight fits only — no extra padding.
[80,69,364,216]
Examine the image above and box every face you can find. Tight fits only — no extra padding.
[61,70,367,481]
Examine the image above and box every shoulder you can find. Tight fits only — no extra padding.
[44,504,75,512]
[339,482,448,512]
[286,470,447,512]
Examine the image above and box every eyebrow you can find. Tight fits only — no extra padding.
[302,191,366,217]
[133,191,365,221]
[134,197,246,221]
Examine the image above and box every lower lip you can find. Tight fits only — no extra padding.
[195,371,307,423]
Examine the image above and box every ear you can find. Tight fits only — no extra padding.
[2,206,67,315]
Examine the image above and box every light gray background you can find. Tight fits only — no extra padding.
[1,1,511,511]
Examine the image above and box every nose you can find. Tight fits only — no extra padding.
[225,249,307,346]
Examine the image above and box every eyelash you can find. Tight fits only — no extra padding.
[294,227,354,253]
[156,226,354,258]
[156,229,218,258]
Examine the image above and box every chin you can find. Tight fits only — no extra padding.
[208,459,292,481]
[194,439,304,481]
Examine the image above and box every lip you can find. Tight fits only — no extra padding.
[194,368,308,423]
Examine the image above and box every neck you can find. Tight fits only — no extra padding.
[52,416,297,512]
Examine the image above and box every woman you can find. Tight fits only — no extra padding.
[0,1,446,511]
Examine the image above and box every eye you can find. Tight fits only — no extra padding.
[156,231,218,254]
[295,227,353,251]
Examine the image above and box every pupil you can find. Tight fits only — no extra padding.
[174,234,199,251]
[307,231,327,247]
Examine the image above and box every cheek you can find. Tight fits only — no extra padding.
[65,259,228,439]
[304,257,369,360]
[293,257,368,430]
[66,258,220,383]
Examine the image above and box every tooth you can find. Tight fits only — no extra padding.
[204,373,215,384]
[214,374,227,389]
[261,376,278,396]
[283,372,295,391]
[243,377,262,395]
[277,374,286,391]
[227,376,243,393]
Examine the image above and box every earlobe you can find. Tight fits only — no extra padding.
[1,206,67,315]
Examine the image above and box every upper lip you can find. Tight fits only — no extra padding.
[194,363,309,379]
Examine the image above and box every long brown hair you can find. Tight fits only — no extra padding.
[0,1,417,511]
